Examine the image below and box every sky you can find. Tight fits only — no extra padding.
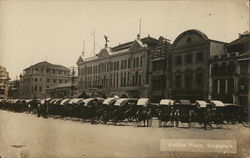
[0,0,249,79]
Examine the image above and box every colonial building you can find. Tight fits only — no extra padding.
[149,37,172,102]
[0,66,10,99]
[20,61,71,99]
[210,33,250,109]
[77,36,159,98]
[171,29,226,102]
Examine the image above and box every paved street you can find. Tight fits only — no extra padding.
[0,110,249,158]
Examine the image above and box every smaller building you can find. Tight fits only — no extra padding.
[0,66,10,99]
[8,79,21,99]
[210,33,250,109]
[20,61,71,99]
[171,29,226,102]
[46,83,77,98]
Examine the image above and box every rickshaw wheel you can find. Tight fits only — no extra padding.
[127,116,135,122]
[188,122,196,128]
[231,120,236,125]
[215,123,223,128]
[242,122,250,128]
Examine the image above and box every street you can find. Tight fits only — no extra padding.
[0,110,249,158]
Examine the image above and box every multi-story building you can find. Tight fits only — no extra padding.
[20,61,71,99]
[171,29,226,102]
[8,79,21,99]
[77,36,159,98]
[0,66,10,99]
[210,33,250,109]
[149,37,172,102]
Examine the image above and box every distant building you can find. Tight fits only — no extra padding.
[0,66,10,99]
[46,83,77,98]
[171,29,226,102]
[8,79,21,99]
[20,61,71,99]
[210,33,250,108]
[76,36,159,98]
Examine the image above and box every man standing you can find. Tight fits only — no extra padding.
[41,100,49,118]
[204,107,212,130]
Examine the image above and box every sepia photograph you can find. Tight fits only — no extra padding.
[0,0,249,158]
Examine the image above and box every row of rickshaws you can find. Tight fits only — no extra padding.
[0,98,249,128]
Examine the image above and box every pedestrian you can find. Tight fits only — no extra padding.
[204,107,212,130]
[91,98,98,124]
[37,102,41,117]
[43,100,49,119]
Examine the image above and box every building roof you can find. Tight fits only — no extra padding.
[226,34,250,46]
[172,29,226,47]
[24,61,69,71]
[112,36,159,52]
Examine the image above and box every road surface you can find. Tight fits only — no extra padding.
[0,110,249,158]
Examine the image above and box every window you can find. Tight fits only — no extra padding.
[185,75,192,88]
[228,79,234,94]
[212,79,218,94]
[35,68,38,71]
[175,75,181,88]
[121,60,124,69]
[139,75,141,86]
[220,79,226,94]
[54,79,56,83]
[47,79,50,83]
[240,60,248,74]
[196,52,204,63]
[140,57,143,67]
[196,73,203,87]
[127,73,130,86]
[124,60,127,69]
[34,86,37,92]
[34,78,38,82]
[175,56,182,65]
[136,57,139,67]
[59,80,62,83]
[117,61,120,70]
[185,54,193,64]
[132,76,135,86]
[39,86,42,92]
[128,58,131,68]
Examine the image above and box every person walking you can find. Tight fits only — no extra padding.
[204,107,212,130]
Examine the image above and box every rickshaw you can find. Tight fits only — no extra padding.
[135,98,153,127]
[194,100,208,128]
[173,99,197,128]
[209,100,226,128]
[99,98,118,124]
[109,98,138,125]
[223,103,241,124]
[157,99,175,127]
